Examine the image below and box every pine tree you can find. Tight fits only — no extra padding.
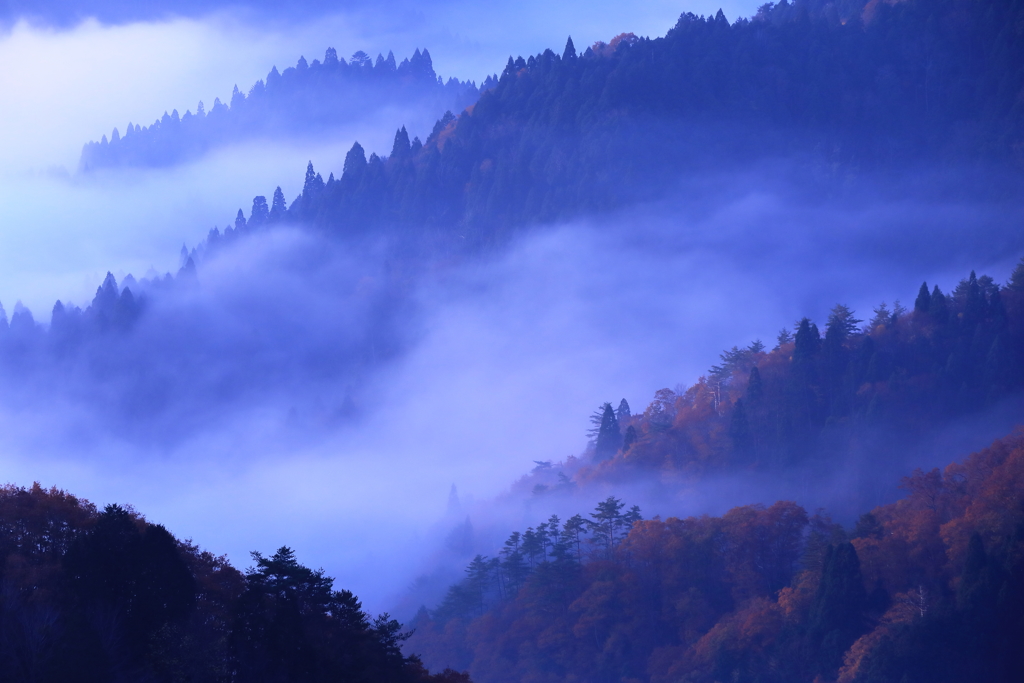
[270,187,287,220]
[1008,257,1024,292]
[793,318,820,362]
[914,282,931,312]
[391,127,411,158]
[929,285,949,323]
[594,403,621,460]
[562,36,577,60]
[622,425,638,452]
[589,497,626,556]
[616,398,631,421]
[808,542,868,676]
[343,142,367,178]
[729,398,750,450]
[249,196,269,227]
[747,366,763,403]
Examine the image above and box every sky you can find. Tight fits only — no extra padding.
[0,0,1023,615]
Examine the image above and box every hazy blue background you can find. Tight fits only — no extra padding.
[2,0,1022,615]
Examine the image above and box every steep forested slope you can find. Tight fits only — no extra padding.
[244,0,1024,245]
[79,47,483,171]
[400,258,1024,682]
[406,431,1024,683]
[528,265,1024,486]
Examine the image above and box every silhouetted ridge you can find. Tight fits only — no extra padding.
[235,0,1023,244]
[79,47,482,171]
[0,485,472,682]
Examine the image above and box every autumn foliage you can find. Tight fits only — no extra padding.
[0,484,465,683]
[407,431,1024,682]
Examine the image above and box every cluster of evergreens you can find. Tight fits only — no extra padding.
[226,0,1024,245]
[514,261,1024,491]
[0,486,469,683]
[79,47,485,171]
[431,497,644,624]
[408,432,1024,683]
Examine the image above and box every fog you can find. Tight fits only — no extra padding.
[0,0,763,312]
[0,153,1022,614]
[0,0,1022,620]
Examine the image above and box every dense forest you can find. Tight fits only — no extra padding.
[406,430,1024,683]
[0,246,406,439]
[509,261,1024,493]
[79,47,486,171]
[0,485,471,682]
[212,0,1024,245]
[394,258,1024,681]
[3,261,1022,683]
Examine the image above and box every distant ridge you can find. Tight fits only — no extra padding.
[78,47,488,172]
[212,0,1024,245]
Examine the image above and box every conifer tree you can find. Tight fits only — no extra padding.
[343,142,367,178]
[808,542,868,676]
[270,187,287,220]
[562,36,577,60]
[730,398,750,451]
[929,285,949,322]
[391,127,412,158]
[914,282,931,312]
[622,425,638,452]
[594,403,621,460]
[249,196,269,227]
[793,318,820,362]
[1008,257,1024,292]
[616,398,631,421]
[746,366,763,403]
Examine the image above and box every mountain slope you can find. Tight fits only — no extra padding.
[258,0,1024,244]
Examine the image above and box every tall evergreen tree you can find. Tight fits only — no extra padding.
[1008,257,1024,292]
[616,398,631,421]
[808,542,868,676]
[793,318,820,363]
[915,282,932,312]
[594,403,621,460]
[562,36,576,60]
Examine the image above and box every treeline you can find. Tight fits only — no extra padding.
[235,0,1024,244]
[515,260,1024,496]
[429,497,644,624]
[406,430,1024,683]
[0,485,469,683]
[0,265,190,372]
[79,47,487,171]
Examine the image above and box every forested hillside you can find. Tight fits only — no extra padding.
[512,262,1024,495]
[79,47,484,171]
[406,430,1024,683]
[396,258,1024,682]
[0,485,469,683]
[235,0,1024,244]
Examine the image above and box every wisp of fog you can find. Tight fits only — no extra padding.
[0,155,1021,612]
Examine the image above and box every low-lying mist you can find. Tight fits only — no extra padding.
[0,159,1021,614]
